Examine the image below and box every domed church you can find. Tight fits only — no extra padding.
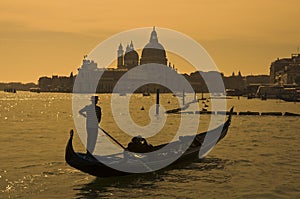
[117,27,168,69]
[76,27,177,93]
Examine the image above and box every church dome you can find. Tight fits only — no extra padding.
[124,41,139,69]
[140,27,168,65]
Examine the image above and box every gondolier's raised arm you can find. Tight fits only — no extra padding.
[79,106,87,118]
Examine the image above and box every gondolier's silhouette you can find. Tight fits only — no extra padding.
[79,96,101,157]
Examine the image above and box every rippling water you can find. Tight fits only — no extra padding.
[0,92,299,198]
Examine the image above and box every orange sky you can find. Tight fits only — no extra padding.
[1,0,300,83]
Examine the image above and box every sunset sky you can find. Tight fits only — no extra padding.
[1,0,299,83]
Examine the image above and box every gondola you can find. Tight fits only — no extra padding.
[142,92,150,96]
[278,96,300,102]
[65,107,234,177]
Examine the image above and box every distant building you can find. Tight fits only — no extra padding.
[275,64,300,85]
[38,73,75,92]
[245,75,270,85]
[140,28,168,66]
[270,53,300,85]
[39,27,279,94]
[222,71,245,91]
[0,82,38,91]
[242,74,270,96]
[75,27,182,93]
[115,27,168,69]
[220,73,271,95]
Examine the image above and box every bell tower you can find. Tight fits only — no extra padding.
[117,43,124,68]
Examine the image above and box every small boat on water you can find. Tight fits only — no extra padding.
[142,92,150,96]
[29,87,41,93]
[172,92,186,97]
[277,96,300,102]
[209,93,232,99]
[4,88,16,93]
[65,108,234,177]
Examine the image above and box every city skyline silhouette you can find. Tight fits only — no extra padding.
[1,1,300,82]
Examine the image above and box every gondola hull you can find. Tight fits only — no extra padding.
[65,108,233,177]
[278,96,300,102]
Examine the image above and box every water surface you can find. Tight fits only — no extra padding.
[0,92,299,198]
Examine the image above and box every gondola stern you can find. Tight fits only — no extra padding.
[65,129,75,163]
[226,106,234,126]
[217,107,234,143]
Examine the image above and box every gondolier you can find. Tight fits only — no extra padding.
[79,96,102,157]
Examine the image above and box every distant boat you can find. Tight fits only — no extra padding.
[278,96,300,102]
[247,93,255,99]
[226,89,242,96]
[65,108,234,177]
[261,94,267,100]
[142,92,150,96]
[4,88,16,93]
[209,93,231,99]
[29,88,41,93]
[256,86,297,99]
[172,92,186,97]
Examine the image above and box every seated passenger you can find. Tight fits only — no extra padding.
[127,135,154,153]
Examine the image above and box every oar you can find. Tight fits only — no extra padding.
[98,126,153,172]
[98,127,126,150]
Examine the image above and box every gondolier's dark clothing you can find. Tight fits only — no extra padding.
[80,104,101,128]
[79,104,101,154]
